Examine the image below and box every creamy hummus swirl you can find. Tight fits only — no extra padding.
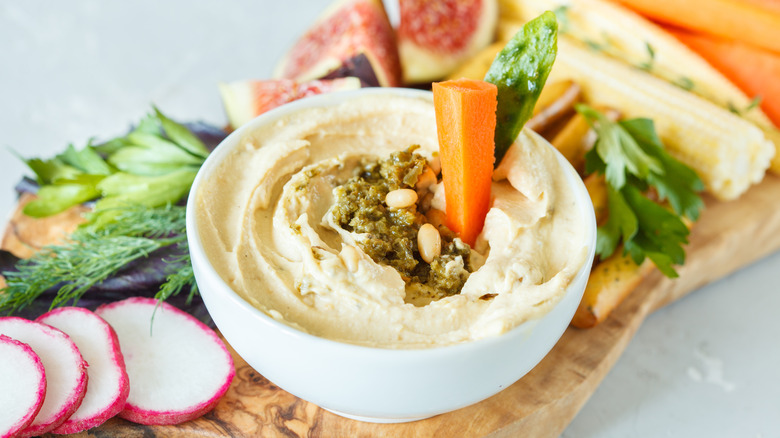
[194,93,589,348]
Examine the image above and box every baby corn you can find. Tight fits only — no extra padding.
[497,0,780,174]
[548,37,773,200]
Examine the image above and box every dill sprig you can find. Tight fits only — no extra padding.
[157,250,197,302]
[84,203,188,238]
[0,205,193,315]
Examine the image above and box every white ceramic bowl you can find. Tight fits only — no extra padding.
[187,88,596,423]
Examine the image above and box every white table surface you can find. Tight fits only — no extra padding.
[2,2,778,436]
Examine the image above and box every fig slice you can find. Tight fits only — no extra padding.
[398,0,499,83]
[274,0,402,88]
[320,53,381,87]
[219,77,362,130]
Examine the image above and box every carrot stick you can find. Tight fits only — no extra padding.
[432,79,497,247]
[666,27,780,131]
[741,0,780,14]
[612,0,780,54]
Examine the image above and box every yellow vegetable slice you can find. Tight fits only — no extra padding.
[549,37,772,200]
[497,0,780,173]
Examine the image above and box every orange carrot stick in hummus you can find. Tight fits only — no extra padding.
[432,78,497,246]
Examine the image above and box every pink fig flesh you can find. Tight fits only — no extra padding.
[277,0,402,87]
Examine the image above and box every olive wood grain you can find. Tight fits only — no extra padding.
[18,174,780,437]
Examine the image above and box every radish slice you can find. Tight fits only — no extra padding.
[95,297,235,425]
[0,335,46,438]
[37,307,130,434]
[0,317,88,437]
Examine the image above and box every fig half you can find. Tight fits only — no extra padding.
[218,77,362,130]
[275,0,402,88]
[398,0,499,84]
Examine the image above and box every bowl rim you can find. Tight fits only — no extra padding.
[186,87,597,356]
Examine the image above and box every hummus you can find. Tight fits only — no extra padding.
[195,93,589,348]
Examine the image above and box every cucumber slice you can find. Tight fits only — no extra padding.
[485,11,558,164]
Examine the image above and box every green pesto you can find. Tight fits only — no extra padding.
[332,146,473,303]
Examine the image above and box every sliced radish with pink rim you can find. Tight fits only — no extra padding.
[37,307,130,434]
[95,297,235,425]
[0,317,88,437]
[0,334,46,438]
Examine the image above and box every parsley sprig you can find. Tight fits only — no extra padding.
[577,104,704,277]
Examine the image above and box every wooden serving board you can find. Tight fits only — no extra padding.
[14,174,778,437]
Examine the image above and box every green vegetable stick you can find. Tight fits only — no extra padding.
[23,181,101,218]
[154,106,210,159]
[484,11,558,165]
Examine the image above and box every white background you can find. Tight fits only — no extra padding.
[1,1,778,436]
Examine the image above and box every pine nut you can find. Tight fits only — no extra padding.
[341,245,360,273]
[386,188,418,209]
[418,223,442,264]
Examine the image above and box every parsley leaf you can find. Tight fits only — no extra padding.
[577,104,704,277]
[597,185,637,258]
[622,185,689,277]
[578,105,662,189]
[621,118,704,220]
